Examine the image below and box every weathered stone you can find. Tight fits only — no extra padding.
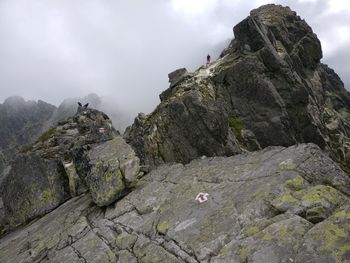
[64,161,87,197]
[160,68,194,101]
[169,68,188,84]
[1,153,70,227]
[0,107,125,231]
[87,137,140,206]
[295,204,350,263]
[1,144,349,263]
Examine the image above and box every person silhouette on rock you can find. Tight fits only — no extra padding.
[207,54,211,64]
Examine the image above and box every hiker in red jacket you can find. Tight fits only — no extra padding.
[207,54,211,64]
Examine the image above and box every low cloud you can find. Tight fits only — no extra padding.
[0,0,348,126]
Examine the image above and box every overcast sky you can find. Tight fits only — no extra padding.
[0,0,349,118]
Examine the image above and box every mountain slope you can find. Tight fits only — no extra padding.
[0,107,139,231]
[0,94,128,175]
[1,4,350,263]
[125,4,350,170]
[0,96,56,164]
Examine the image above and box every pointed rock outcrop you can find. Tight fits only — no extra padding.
[125,4,350,172]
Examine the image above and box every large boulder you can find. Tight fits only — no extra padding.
[1,144,349,262]
[1,153,70,226]
[125,4,350,171]
[87,137,140,206]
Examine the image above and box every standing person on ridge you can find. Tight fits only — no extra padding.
[207,54,211,64]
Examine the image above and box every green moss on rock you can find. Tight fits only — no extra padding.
[245,226,260,236]
[157,221,171,235]
[271,193,299,211]
[278,159,296,170]
[312,222,349,262]
[262,231,273,241]
[285,175,306,191]
[239,247,252,261]
[89,166,125,207]
[228,116,244,141]
[298,185,343,206]
[37,127,57,143]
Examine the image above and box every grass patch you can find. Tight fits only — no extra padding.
[228,116,243,142]
[37,127,57,143]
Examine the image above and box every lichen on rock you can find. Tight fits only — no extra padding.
[0,108,140,230]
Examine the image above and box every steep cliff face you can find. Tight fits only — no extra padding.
[125,4,350,169]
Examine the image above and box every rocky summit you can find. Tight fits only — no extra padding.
[1,4,350,263]
[125,4,350,170]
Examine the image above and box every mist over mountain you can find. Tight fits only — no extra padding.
[0,93,130,175]
[45,93,131,133]
[0,97,56,163]
[0,0,349,117]
[1,3,350,263]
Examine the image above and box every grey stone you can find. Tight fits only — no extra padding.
[168,68,189,87]
[1,153,70,227]
[0,107,125,231]
[160,68,194,101]
[1,144,350,263]
[87,137,140,206]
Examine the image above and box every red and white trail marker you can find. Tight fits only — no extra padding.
[98,127,106,133]
[195,193,209,203]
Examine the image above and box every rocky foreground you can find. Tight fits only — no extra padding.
[1,144,350,262]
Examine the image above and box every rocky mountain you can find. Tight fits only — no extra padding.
[43,93,103,132]
[125,4,350,172]
[45,93,130,134]
[0,107,140,232]
[0,94,128,175]
[0,96,56,166]
[1,4,350,263]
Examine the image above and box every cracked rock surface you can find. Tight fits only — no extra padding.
[1,143,349,262]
